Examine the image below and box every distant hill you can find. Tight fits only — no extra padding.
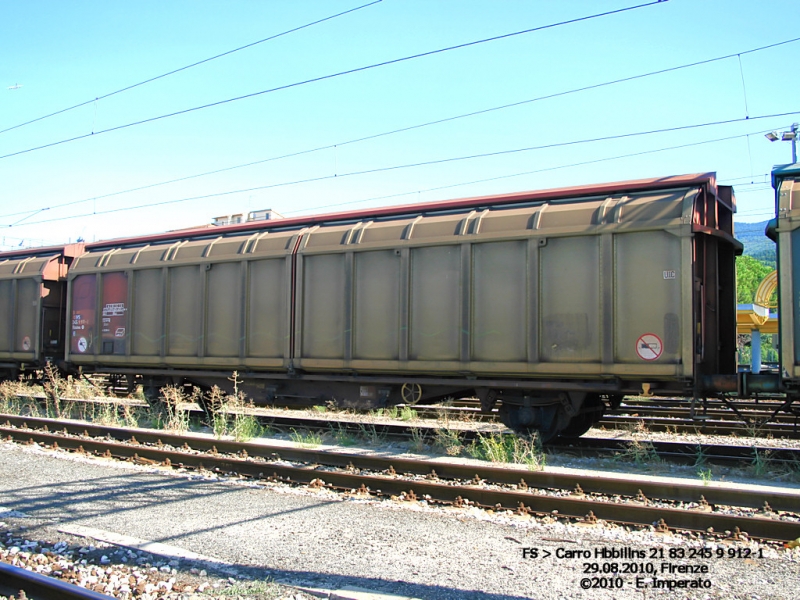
[735,220,776,267]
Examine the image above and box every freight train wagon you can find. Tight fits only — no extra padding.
[48,172,739,440]
[772,164,800,394]
[0,244,83,378]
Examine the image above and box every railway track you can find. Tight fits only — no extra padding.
[8,393,800,468]
[2,414,799,543]
[596,415,800,437]
[364,397,800,438]
[200,409,800,468]
[0,560,114,599]
[598,397,800,438]
[11,385,800,440]
[555,437,800,468]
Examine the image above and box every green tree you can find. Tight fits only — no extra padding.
[735,255,778,367]
[735,255,774,304]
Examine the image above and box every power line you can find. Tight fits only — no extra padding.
[727,181,770,188]
[0,0,384,136]
[7,117,792,228]
[169,168,770,220]
[719,174,770,183]
[6,114,794,227]
[0,0,667,162]
[4,33,797,223]
[733,187,773,194]
[283,131,786,216]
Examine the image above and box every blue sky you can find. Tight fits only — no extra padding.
[1,0,799,250]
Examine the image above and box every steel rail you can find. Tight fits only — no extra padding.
[138,410,800,467]
[597,415,800,437]
[6,409,800,468]
[3,413,800,505]
[15,388,800,435]
[620,398,789,409]
[552,437,800,467]
[409,404,800,427]
[2,416,800,541]
[610,407,800,422]
[0,561,115,600]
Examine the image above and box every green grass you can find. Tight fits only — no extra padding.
[613,439,661,468]
[465,433,546,470]
[433,428,463,456]
[231,413,262,442]
[750,447,772,477]
[289,428,322,448]
[697,467,713,485]
[383,405,417,421]
[219,578,289,599]
[408,427,427,452]
[693,444,708,468]
[158,385,191,433]
[328,423,358,446]
[357,423,386,445]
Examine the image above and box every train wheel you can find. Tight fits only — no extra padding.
[498,403,562,443]
[558,394,605,439]
[401,383,422,405]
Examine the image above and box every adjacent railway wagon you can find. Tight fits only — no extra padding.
[4,168,798,440]
[0,244,82,375]
[773,164,800,391]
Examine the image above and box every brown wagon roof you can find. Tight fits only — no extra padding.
[0,242,84,261]
[79,172,717,249]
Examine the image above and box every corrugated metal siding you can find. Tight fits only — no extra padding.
[774,168,800,380]
[65,178,738,385]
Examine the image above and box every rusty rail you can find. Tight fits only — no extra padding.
[2,415,799,542]
[0,561,115,600]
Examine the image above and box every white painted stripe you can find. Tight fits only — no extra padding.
[330,587,422,600]
[294,586,423,600]
[56,524,220,563]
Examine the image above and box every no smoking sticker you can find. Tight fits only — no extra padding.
[636,333,663,361]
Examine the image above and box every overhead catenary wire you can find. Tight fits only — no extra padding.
[6,118,792,228]
[2,33,797,223]
[0,0,668,162]
[6,109,798,225]
[719,174,770,183]
[281,131,788,217]
[0,0,385,136]
[735,188,773,194]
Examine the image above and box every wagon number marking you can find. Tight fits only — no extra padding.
[636,333,663,361]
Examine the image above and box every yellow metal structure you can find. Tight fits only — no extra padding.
[736,270,778,334]
[736,307,778,334]
[755,270,778,309]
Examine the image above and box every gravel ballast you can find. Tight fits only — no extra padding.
[1,440,799,599]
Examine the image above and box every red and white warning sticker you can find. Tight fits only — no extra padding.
[636,333,663,361]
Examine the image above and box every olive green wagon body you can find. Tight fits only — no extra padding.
[56,174,739,438]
